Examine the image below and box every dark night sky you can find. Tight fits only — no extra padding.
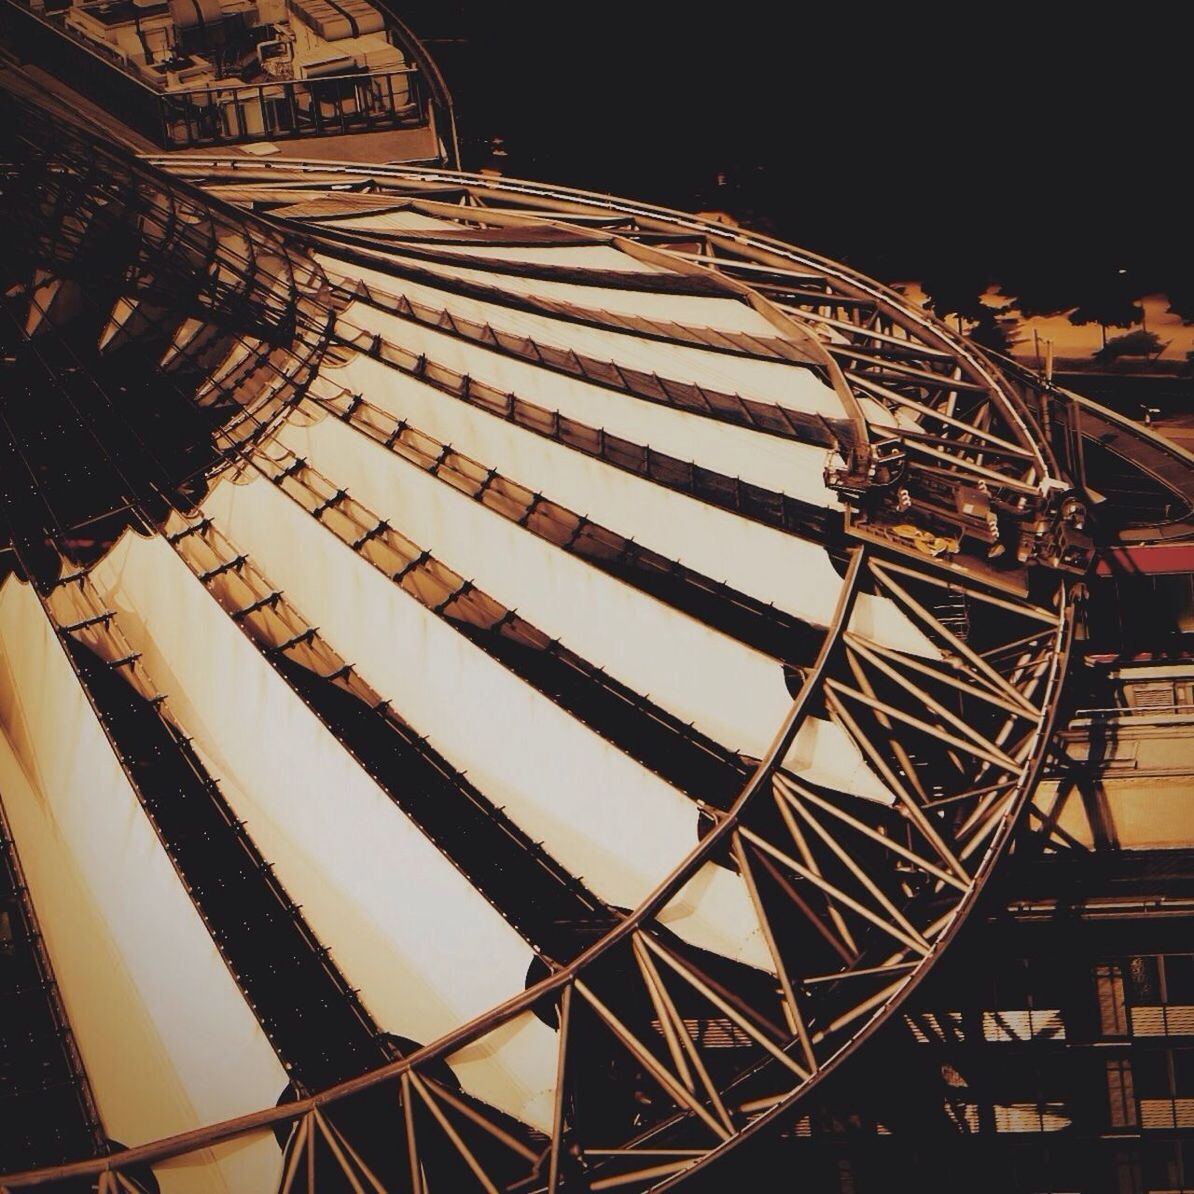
[401,4,1190,319]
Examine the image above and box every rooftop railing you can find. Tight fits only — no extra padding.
[158,65,424,147]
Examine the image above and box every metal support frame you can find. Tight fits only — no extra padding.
[0,147,1082,1193]
[0,535,1073,1191]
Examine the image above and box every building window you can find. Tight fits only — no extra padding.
[1143,1139,1188,1193]
[983,1008,1066,1043]
[1098,963,1130,1037]
[1129,957,1163,1005]
[1176,1049,1194,1129]
[948,1102,1072,1134]
[1115,1148,1144,1194]
[1165,956,1194,1005]
[1136,1048,1194,1130]
[836,1158,856,1194]
[1108,1058,1139,1129]
[1126,956,1194,1038]
[991,1102,1072,1133]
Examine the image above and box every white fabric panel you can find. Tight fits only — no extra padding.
[324,355,938,659]
[284,415,787,751]
[282,414,892,803]
[90,533,559,1132]
[858,395,923,433]
[384,241,665,271]
[341,273,845,448]
[331,210,462,232]
[361,259,837,425]
[202,473,771,972]
[339,300,839,509]
[783,719,893,805]
[0,578,284,1194]
[332,250,799,335]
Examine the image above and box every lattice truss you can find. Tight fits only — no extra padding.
[0,125,1077,1193]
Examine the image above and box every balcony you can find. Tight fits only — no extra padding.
[157,65,423,147]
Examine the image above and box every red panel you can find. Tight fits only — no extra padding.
[1095,544,1194,576]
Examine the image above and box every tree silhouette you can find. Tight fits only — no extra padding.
[1004,273,1084,319]
[1003,265,1142,329]
[921,271,992,323]
[967,306,1022,357]
[1068,295,1143,329]
[1166,284,1194,324]
[1093,329,1163,366]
